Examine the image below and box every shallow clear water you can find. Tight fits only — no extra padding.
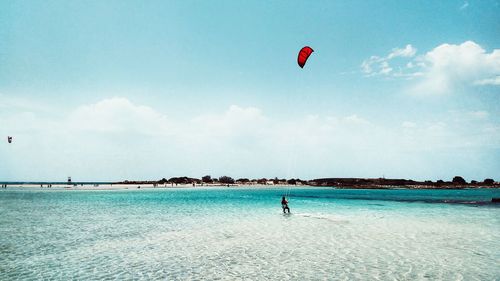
[1,187,499,280]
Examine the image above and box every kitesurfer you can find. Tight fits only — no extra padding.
[281,196,290,213]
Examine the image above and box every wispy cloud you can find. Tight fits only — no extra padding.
[460,1,469,10]
[361,45,417,77]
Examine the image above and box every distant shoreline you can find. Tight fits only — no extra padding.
[1,176,498,190]
[1,183,498,191]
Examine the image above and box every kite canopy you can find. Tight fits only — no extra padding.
[297,46,314,68]
[7,136,12,143]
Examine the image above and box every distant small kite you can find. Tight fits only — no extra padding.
[297,46,314,68]
[7,136,12,143]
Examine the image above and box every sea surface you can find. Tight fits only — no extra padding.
[0,187,499,280]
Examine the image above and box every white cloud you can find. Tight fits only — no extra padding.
[362,41,500,94]
[361,44,416,76]
[2,97,499,180]
[412,41,500,95]
[473,75,500,85]
[379,61,393,74]
[402,121,417,128]
[192,105,266,137]
[67,97,171,135]
[388,44,417,59]
[1,97,384,178]
[343,114,370,125]
[0,94,52,113]
[360,56,376,74]
[208,105,262,123]
[469,110,489,119]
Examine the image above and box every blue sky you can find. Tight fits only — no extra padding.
[1,0,499,181]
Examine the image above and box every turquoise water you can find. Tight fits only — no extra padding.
[1,187,499,280]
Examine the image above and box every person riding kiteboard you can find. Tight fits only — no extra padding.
[281,196,290,213]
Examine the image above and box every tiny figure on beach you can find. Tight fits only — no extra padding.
[281,196,290,213]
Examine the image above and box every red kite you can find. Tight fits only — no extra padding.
[297,46,314,68]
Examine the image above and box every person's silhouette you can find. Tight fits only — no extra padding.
[281,196,290,213]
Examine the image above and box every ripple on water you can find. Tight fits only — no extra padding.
[0,189,499,280]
